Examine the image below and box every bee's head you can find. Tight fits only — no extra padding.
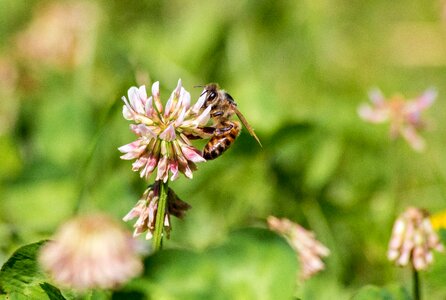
[202,83,220,107]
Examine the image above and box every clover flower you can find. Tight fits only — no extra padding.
[119,79,213,182]
[267,216,330,280]
[358,88,436,151]
[123,181,191,240]
[39,214,143,291]
[388,207,444,271]
[15,1,100,69]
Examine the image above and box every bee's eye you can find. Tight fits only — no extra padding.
[208,91,217,100]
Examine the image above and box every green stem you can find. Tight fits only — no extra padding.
[413,265,421,300]
[72,96,120,215]
[72,128,102,215]
[390,139,403,217]
[153,180,169,251]
[71,23,100,216]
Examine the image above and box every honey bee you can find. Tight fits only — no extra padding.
[200,83,262,160]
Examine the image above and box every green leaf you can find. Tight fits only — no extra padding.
[209,228,298,299]
[1,292,32,300]
[304,136,343,191]
[0,135,22,181]
[352,285,394,300]
[352,285,412,300]
[0,241,66,299]
[439,228,446,245]
[39,283,66,300]
[0,241,47,294]
[118,228,298,300]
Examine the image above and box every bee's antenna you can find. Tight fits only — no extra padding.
[194,85,208,97]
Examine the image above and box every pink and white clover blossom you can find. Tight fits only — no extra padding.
[39,214,143,291]
[267,216,330,281]
[119,79,212,182]
[358,88,437,152]
[388,207,444,271]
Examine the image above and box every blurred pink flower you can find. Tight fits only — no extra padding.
[119,79,213,182]
[358,88,437,151]
[267,216,330,280]
[15,1,100,70]
[123,181,191,240]
[0,55,19,135]
[39,214,142,291]
[388,207,444,271]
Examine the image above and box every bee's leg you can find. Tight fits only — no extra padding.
[202,126,216,134]
[210,111,224,118]
[215,122,234,135]
[184,127,215,140]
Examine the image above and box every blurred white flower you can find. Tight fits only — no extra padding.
[39,214,143,291]
[119,79,213,182]
[388,207,444,271]
[358,88,436,151]
[267,216,330,280]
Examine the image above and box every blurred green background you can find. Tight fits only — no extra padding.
[1,0,446,299]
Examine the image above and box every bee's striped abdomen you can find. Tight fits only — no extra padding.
[203,123,240,160]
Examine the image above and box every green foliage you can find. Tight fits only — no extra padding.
[439,229,446,244]
[0,241,65,299]
[118,228,298,300]
[352,285,411,300]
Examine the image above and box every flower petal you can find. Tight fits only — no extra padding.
[122,98,134,120]
[151,81,163,113]
[145,96,154,117]
[164,79,182,117]
[195,104,212,126]
[118,140,142,153]
[123,200,146,221]
[181,145,206,162]
[164,97,173,117]
[169,160,179,181]
[140,155,158,179]
[415,88,437,110]
[156,156,169,182]
[358,104,388,123]
[128,87,145,115]
[159,124,176,141]
[406,88,437,115]
[174,79,182,98]
[180,89,191,111]
[368,88,385,106]
[401,126,425,152]
[174,107,187,127]
[138,85,148,102]
[130,124,157,138]
[192,90,207,114]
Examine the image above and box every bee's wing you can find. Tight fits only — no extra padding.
[233,106,262,147]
